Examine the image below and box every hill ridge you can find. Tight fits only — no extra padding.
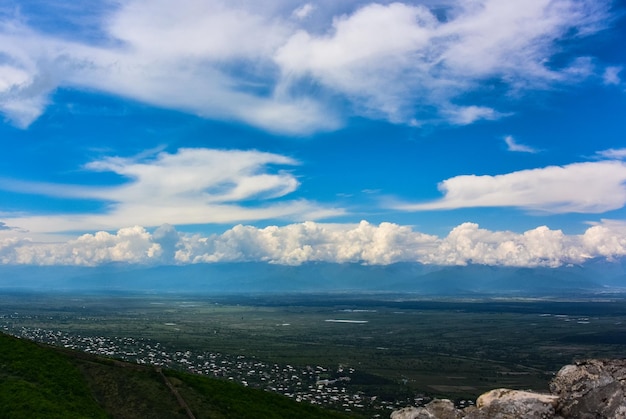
[0,332,351,418]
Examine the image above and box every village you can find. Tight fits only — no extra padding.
[2,324,434,416]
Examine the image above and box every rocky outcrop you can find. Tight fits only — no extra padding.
[550,359,626,418]
[391,359,626,419]
[468,388,559,418]
[391,399,461,419]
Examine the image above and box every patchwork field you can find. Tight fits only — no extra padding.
[3,292,626,406]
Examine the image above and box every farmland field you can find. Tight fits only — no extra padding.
[2,292,626,403]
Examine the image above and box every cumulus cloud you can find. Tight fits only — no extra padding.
[0,226,161,266]
[179,221,438,265]
[2,220,626,267]
[151,224,181,264]
[275,0,608,125]
[0,0,612,133]
[504,135,538,153]
[423,223,581,267]
[0,148,344,233]
[394,161,626,213]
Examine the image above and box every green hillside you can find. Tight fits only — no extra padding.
[0,332,353,418]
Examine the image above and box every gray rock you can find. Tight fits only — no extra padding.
[464,388,558,418]
[390,406,435,419]
[550,359,626,418]
[424,399,462,419]
[390,400,461,419]
[390,359,626,419]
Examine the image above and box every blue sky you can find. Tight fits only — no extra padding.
[1,0,626,267]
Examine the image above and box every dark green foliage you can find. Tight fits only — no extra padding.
[76,360,188,419]
[5,293,626,412]
[0,332,353,418]
[0,333,107,419]
[166,370,351,419]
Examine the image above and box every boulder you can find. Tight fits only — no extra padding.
[391,359,626,418]
[464,388,558,418]
[390,406,434,419]
[390,399,461,419]
[550,359,626,418]
[424,399,462,419]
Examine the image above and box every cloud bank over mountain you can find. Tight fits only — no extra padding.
[2,220,625,268]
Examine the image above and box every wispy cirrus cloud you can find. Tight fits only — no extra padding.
[292,3,316,20]
[603,66,622,85]
[443,105,505,125]
[393,161,626,214]
[504,135,538,153]
[0,0,613,134]
[0,148,344,233]
[596,148,626,160]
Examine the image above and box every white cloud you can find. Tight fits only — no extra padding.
[581,220,626,260]
[394,161,626,213]
[275,0,608,125]
[183,220,438,265]
[444,105,504,125]
[85,148,300,203]
[292,4,316,20]
[0,221,25,233]
[2,220,626,267]
[504,135,538,153]
[436,1,601,84]
[108,0,287,59]
[0,148,344,233]
[0,0,340,135]
[0,0,611,133]
[423,223,582,267]
[603,66,622,85]
[0,54,53,127]
[596,148,626,160]
[0,226,161,266]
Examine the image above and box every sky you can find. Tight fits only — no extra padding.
[1,0,626,267]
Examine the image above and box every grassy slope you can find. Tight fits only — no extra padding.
[0,332,352,418]
[0,333,108,419]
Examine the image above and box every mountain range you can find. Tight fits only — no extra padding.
[2,258,626,296]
